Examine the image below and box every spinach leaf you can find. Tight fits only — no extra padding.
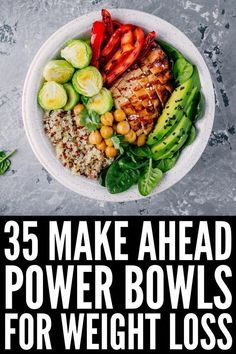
[157,39,183,61]
[105,160,139,194]
[0,150,16,175]
[79,108,101,131]
[184,126,197,146]
[155,151,180,172]
[194,92,204,121]
[173,58,193,85]
[118,155,147,170]
[129,145,152,158]
[138,159,163,196]
[98,167,109,187]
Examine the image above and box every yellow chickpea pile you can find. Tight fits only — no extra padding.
[74,105,147,158]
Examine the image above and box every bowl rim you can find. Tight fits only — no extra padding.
[22,8,215,202]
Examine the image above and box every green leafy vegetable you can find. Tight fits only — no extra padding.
[155,152,180,172]
[0,150,16,175]
[98,167,109,187]
[118,155,147,170]
[105,160,139,194]
[129,145,152,158]
[111,135,128,154]
[194,92,204,121]
[81,95,89,105]
[138,159,163,196]
[157,39,183,61]
[185,126,197,146]
[173,58,193,85]
[79,108,101,131]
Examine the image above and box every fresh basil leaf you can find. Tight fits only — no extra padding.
[138,159,163,196]
[155,151,180,172]
[0,150,16,175]
[105,160,139,194]
[173,58,193,85]
[79,108,101,131]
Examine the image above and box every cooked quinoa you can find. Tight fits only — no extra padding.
[43,110,112,179]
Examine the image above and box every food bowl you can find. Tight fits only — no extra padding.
[22,9,215,202]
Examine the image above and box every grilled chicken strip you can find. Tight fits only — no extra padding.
[110,45,174,135]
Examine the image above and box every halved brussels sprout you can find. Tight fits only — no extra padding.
[38,81,67,110]
[86,88,113,115]
[63,83,80,111]
[43,60,74,83]
[61,39,92,69]
[72,66,103,97]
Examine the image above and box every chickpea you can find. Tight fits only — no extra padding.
[100,125,113,139]
[105,146,118,158]
[101,112,114,126]
[137,133,146,147]
[73,103,85,116]
[89,130,102,145]
[114,109,126,122]
[124,129,136,143]
[117,120,130,135]
[105,138,113,147]
[96,140,106,152]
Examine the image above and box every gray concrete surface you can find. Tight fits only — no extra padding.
[0,0,235,215]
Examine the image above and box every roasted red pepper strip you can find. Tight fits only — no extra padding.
[112,20,122,29]
[105,27,145,85]
[121,30,134,52]
[101,24,134,59]
[102,9,113,36]
[102,47,133,75]
[90,21,106,68]
[137,31,156,62]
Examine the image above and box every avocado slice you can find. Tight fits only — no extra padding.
[147,67,200,145]
[151,115,192,160]
[157,127,191,160]
[184,87,200,120]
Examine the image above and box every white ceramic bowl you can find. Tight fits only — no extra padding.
[22,9,215,202]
